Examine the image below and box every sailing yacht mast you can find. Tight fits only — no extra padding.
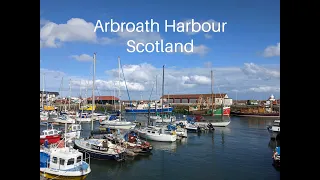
[161,65,164,124]
[41,73,45,108]
[211,70,214,116]
[68,79,71,110]
[118,57,121,120]
[91,53,96,131]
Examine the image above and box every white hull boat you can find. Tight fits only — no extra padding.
[267,120,280,139]
[52,115,75,124]
[100,121,136,130]
[195,121,231,127]
[40,115,49,121]
[150,115,176,123]
[40,143,91,179]
[64,124,82,140]
[176,128,187,138]
[100,115,136,130]
[136,126,177,142]
[76,118,92,123]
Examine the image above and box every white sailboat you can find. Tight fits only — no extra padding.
[136,65,177,142]
[76,112,92,123]
[150,114,176,123]
[99,57,136,130]
[52,114,75,124]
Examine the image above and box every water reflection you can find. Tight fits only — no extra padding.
[268,139,280,150]
[151,141,178,152]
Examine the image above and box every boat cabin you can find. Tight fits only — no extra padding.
[70,124,82,132]
[271,120,280,132]
[47,149,84,170]
[42,129,60,136]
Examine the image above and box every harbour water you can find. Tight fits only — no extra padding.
[41,114,280,180]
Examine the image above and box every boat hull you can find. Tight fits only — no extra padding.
[40,135,61,145]
[100,124,136,130]
[125,107,173,113]
[73,140,126,161]
[137,131,177,142]
[76,118,92,122]
[195,121,231,127]
[40,172,88,180]
[230,112,280,118]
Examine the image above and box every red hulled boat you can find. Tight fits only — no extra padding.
[40,129,61,145]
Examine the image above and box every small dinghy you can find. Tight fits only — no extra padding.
[272,146,280,168]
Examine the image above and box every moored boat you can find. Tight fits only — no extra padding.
[136,126,177,142]
[74,138,126,161]
[40,129,61,145]
[40,142,91,179]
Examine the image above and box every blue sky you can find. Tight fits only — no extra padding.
[40,0,280,100]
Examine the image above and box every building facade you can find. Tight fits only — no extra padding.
[40,91,59,104]
[87,96,119,105]
[160,93,233,106]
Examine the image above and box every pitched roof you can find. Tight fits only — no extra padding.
[161,94,227,99]
[40,91,59,96]
[87,96,119,101]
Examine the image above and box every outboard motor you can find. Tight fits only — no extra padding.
[207,123,215,130]
[197,126,201,133]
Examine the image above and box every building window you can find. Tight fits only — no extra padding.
[67,158,74,165]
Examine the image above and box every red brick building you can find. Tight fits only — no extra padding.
[87,96,119,104]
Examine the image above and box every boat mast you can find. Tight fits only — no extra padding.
[68,79,71,110]
[211,70,214,116]
[118,56,121,121]
[41,73,45,108]
[79,80,82,110]
[155,75,157,112]
[161,65,164,124]
[91,53,96,131]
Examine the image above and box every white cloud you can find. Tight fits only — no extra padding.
[40,18,209,56]
[70,54,93,62]
[242,63,280,80]
[204,34,212,39]
[40,18,98,48]
[41,63,279,100]
[263,43,280,57]
[184,45,210,56]
[249,86,280,93]
[184,75,211,85]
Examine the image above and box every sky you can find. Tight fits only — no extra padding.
[40,0,280,101]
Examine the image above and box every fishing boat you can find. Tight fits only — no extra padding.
[64,124,82,140]
[40,139,91,179]
[74,138,126,161]
[267,120,280,140]
[100,115,136,130]
[40,128,61,145]
[40,111,49,121]
[125,102,173,113]
[76,112,92,123]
